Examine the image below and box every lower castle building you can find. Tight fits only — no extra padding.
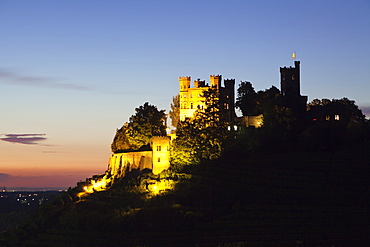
[107,136,171,177]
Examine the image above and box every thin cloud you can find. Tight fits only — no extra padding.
[0,68,90,91]
[0,133,47,145]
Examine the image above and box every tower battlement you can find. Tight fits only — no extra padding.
[178,76,191,80]
[224,78,235,89]
[280,61,301,96]
[210,75,222,88]
[152,136,171,141]
[179,76,191,91]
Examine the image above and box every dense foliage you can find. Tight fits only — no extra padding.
[170,89,232,170]
[111,102,166,152]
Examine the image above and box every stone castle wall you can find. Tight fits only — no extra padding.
[107,136,171,178]
[107,151,153,178]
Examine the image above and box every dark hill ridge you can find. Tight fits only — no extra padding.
[2,149,369,246]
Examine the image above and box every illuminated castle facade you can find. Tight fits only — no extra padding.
[179,75,235,122]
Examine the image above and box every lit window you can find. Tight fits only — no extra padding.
[158,157,160,162]
[335,115,340,121]
[184,94,187,98]
[157,146,161,151]
[326,115,330,121]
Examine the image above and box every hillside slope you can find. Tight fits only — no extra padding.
[2,149,369,246]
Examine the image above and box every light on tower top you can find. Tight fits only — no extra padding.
[292,52,296,59]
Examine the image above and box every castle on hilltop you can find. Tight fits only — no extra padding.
[106,61,307,178]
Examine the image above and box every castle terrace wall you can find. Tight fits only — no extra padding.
[108,151,153,178]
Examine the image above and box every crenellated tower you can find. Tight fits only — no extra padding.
[280,61,307,120]
[210,75,222,89]
[179,76,191,91]
[280,61,301,97]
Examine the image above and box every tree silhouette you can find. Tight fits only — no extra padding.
[236,81,257,116]
[168,94,180,128]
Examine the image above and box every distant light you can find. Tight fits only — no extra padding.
[292,52,296,59]
[313,118,317,121]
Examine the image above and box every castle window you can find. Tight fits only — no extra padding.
[326,115,330,121]
[190,102,193,109]
[190,94,193,98]
[224,103,229,109]
[292,74,295,80]
[157,146,161,151]
[184,94,187,98]
[158,157,160,162]
[335,115,340,121]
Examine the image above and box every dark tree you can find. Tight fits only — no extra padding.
[169,94,180,128]
[236,81,257,116]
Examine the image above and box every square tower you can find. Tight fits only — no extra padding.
[280,61,301,97]
[152,136,171,174]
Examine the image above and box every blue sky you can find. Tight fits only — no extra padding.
[1,0,369,188]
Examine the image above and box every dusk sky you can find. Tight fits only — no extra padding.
[1,1,369,189]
